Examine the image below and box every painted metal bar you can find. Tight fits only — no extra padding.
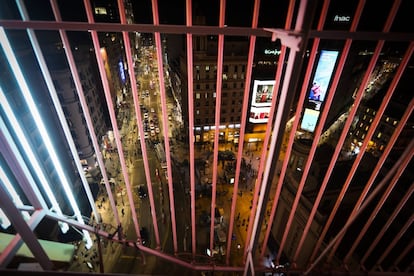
[361,167,414,264]
[185,0,197,258]
[1,27,92,242]
[342,42,413,262]
[0,118,47,210]
[344,96,414,264]
[0,209,45,268]
[304,138,414,275]
[18,0,99,224]
[376,206,414,267]
[227,0,260,265]
[83,0,141,240]
[252,10,297,262]
[48,0,121,227]
[0,187,52,270]
[311,41,384,263]
[291,0,330,264]
[393,239,414,271]
[0,20,272,38]
[151,0,178,252]
[3,19,414,42]
[328,0,402,262]
[209,0,226,254]
[356,183,414,268]
[255,0,308,265]
[277,24,352,266]
[118,0,161,249]
[0,86,68,221]
[246,0,307,268]
[308,0,384,263]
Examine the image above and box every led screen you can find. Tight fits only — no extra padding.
[301,108,320,132]
[249,80,275,123]
[301,50,339,132]
[308,50,339,109]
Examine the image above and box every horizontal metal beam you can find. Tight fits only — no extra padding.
[1,20,413,42]
[0,20,271,37]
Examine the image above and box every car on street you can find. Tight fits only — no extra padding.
[138,185,147,198]
[140,227,149,246]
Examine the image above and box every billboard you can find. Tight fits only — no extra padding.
[300,108,320,132]
[249,80,276,123]
[118,59,126,84]
[301,50,339,132]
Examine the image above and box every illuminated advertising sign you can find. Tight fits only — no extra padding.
[249,80,275,124]
[300,108,320,133]
[301,50,339,132]
[249,106,271,123]
[118,60,126,84]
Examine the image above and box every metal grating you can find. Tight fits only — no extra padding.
[0,0,413,275]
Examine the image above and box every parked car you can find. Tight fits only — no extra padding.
[140,227,149,245]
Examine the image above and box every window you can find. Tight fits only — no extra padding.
[196,65,200,80]
[196,93,200,99]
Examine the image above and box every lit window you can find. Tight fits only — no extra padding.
[377,132,382,138]
[393,120,398,125]
[205,65,210,72]
[196,93,200,99]
[386,117,390,122]
[94,7,107,15]
[223,74,228,80]
[365,126,369,131]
